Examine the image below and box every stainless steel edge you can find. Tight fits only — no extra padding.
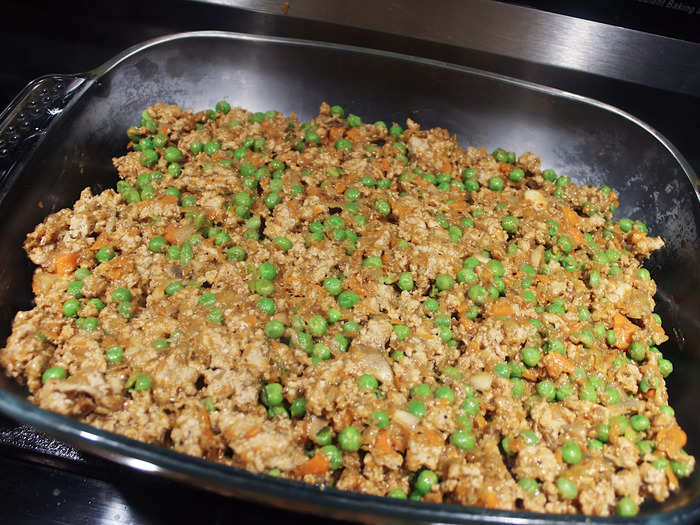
[191,0,700,97]
[85,30,700,202]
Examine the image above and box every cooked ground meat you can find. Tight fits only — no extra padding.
[0,101,693,517]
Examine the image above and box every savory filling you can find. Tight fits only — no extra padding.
[0,101,693,516]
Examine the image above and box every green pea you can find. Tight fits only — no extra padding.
[163,147,183,163]
[518,477,540,498]
[389,124,403,138]
[162,281,181,296]
[501,216,519,232]
[358,374,378,392]
[148,236,167,253]
[286,396,306,419]
[456,268,476,284]
[618,218,633,232]
[254,265,276,283]
[602,387,620,405]
[637,268,651,281]
[204,140,220,155]
[629,341,646,362]
[224,246,245,262]
[556,477,577,500]
[42,366,67,383]
[374,200,391,216]
[254,297,275,315]
[414,469,438,495]
[606,329,617,346]
[560,441,582,464]
[96,247,116,262]
[407,400,426,419]
[630,414,650,431]
[338,426,361,452]
[105,345,124,365]
[616,497,638,517]
[555,175,570,187]
[587,438,603,452]
[433,386,455,403]
[508,167,525,182]
[393,325,410,341]
[305,315,325,337]
[522,346,541,367]
[133,374,152,391]
[658,358,673,377]
[335,138,352,153]
[672,459,692,478]
[410,383,430,398]
[461,397,479,416]
[537,380,555,401]
[75,317,98,330]
[450,430,476,451]
[435,274,454,291]
[265,320,285,339]
[140,149,159,167]
[468,285,488,306]
[327,308,342,324]
[488,176,504,191]
[264,192,281,209]
[397,273,414,291]
[261,382,284,407]
[314,427,332,446]
[62,298,80,318]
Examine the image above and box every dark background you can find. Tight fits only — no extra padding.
[0,1,698,523]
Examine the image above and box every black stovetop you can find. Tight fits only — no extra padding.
[1,1,698,524]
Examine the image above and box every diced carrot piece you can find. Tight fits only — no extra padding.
[561,206,581,227]
[459,318,476,334]
[666,466,679,491]
[651,319,666,339]
[158,124,169,134]
[613,313,637,350]
[335,180,347,195]
[104,256,132,281]
[249,152,265,168]
[542,352,574,379]
[656,425,687,457]
[374,159,391,173]
[489,301,513,317]
[328,127,344,142]
[522,368,538,381]
[159,195,179,206]
[479,487,498,508]
[297,452,329,476]
[164,224,179,245]
[448,200,467,212]
[392,203,410,218]
[345,127,362,142]
[373,430,394,456]
[424,429,444,446]
[54,252,79,275]
[561,207,585,247]
[440,162,452,174]
[244,426,262,439]
[91,233,111,251]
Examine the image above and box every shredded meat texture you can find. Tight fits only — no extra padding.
[0,102,693,516]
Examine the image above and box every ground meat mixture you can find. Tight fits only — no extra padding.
[1,101,693,517]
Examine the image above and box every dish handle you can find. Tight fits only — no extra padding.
[0,74,89,183]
